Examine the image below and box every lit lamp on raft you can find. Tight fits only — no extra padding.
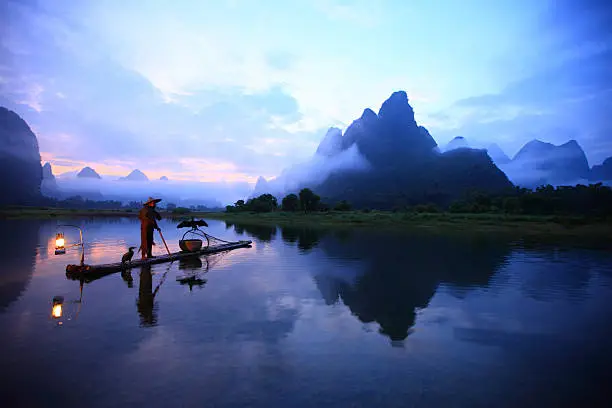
[53,225,85,266]
[55,232,66,255]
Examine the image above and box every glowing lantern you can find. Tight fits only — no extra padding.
[55,232,66,255]
[53,225,86,265]
[51,296,64,318]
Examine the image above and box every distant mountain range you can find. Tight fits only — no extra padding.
[254,91,513,208]
[2,100,611,209]
[119,169,149,181]
[252,92,612,206]
[77,166,101,179]
[441,136,604,188]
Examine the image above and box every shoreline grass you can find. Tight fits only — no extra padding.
[204,210,612,235]
[2,207,611,239]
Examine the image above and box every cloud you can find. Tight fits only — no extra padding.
[427,1,612,165]
[2,0,611,187]
[310,0,385,27]
[1,2,323,180]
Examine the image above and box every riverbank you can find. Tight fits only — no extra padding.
[205,211,612,238]
[0,207,142,219]
[0,207,203,219]
[2,207,611,238]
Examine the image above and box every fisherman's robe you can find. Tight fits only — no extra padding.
[138,206,161,258]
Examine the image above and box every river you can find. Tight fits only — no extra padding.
[1,217,611,407]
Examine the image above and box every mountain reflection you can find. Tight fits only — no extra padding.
[222,221,514,343]
[294,227,511,342]
[0,220,40,312]
[225,221,277,242]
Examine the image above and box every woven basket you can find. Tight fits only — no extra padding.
[179,239,203,252]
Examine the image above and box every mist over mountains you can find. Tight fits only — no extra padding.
[442,136,605,188]
[44,164,250,207]
[0,105,251,206]
[1,92,612,209]
[252,91,612,206]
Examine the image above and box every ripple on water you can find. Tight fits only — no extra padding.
[0,218,611,408]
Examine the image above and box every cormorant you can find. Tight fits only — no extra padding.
[121,246,136,266]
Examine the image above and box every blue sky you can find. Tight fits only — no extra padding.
[1,0,611,182]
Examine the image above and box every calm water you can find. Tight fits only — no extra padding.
[1,218,612,407]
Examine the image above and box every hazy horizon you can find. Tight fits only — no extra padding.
[2,0,611,188]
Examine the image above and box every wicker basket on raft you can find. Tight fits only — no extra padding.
[179,239,202,252]
[177,218,210,253]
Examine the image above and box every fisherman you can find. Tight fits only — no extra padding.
[138,197,162,259]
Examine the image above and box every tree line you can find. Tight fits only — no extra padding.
[225,183,612,217]
[226,188,354,213]
[18,195,222,213]
[447,183,612,217]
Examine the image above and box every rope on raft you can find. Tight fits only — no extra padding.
[201,232,234,245]
[177,218,234,245]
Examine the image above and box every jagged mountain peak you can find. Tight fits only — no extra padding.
[486,143,511,165]
[316,127,344,157]
[377,90,414,122]
[361,108,378,121]
[121,169,149,181]
[444,136,470,152]
[77,166,101,179]
[42,162,55,180]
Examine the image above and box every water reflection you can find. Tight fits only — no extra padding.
[136,263,173,327]
[322,232,510,341]
[177,256,207,291]
[280,226,323,252]
[179,256,203,271]
[225,222,277,242]
[137,265,158,327]
[254,225,511,342]
[0,220,40,312]
[3,217,612,407]
[121,269,134,288]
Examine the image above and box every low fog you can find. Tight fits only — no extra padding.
[253,143,371,198]
[443,139,612,188]
[498,164,591,188]
[51,176,253,207]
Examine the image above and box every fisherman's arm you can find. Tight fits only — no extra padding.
[153,210,162,229]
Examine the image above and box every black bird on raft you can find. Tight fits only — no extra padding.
[121,247,136,266]
[176,218,209,229]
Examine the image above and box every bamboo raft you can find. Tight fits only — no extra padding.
[65,240,252,281]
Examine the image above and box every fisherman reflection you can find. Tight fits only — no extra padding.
[137,265,157,327]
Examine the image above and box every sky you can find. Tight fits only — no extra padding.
[1,0,611,184]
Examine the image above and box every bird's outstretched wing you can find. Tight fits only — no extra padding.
[177,219,209,228]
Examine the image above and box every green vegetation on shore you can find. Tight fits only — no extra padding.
[210,184,612,237]
[0,207,202,219]
[205,210,612,236]
[2,205,611,239]
[3,182,612,239]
